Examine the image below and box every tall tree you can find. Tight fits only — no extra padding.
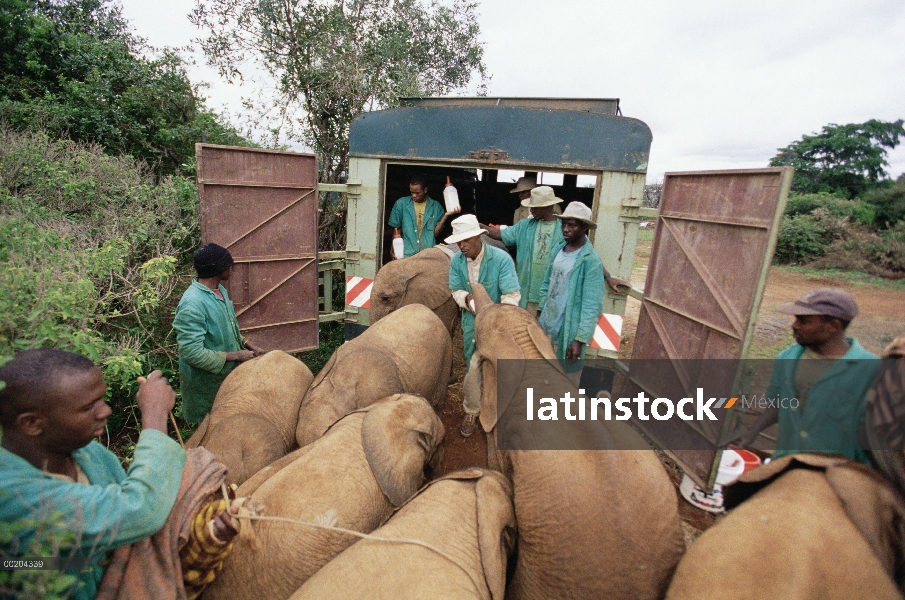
[0,0,250,177]
[769,119,905,198]
[191,0,488,246]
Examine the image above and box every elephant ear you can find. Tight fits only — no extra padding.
[527,318,558,361]
[478,347,527,435]
[184,413,210,448]
[361,394,445,507]
[308,348,339,389]
[475,471,517,600]
[402,251,453,311]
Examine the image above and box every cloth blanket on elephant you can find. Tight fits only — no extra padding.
[96,447,231,600]
[724,453,905,593]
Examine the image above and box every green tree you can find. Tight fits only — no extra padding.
[0,0,251,178]
[769,119,905,198]
[191,0,488,247]
[860,174,905,229]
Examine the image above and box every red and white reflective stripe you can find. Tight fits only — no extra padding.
[345,276,373,309]
[588,313,623,351]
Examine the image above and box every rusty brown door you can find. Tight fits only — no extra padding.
[196,144,319,353]
[627,167,793,487]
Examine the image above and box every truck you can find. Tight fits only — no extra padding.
[194,96,793,490]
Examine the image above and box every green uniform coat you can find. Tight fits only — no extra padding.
[0,430,186,600]
[387,195,446,257]
[448,242,520,366]
[769,340,879,463]
[174,280,245,423]
[538,238,605,373]
[500,217,564,308]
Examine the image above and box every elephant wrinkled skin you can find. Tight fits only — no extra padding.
[290,468,516,600]
[185,351,312,486]
[466,284,686,600]
[369,246,460,334]
[295,303,452,448]
[203,394,445,600]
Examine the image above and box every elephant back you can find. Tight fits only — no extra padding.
[297,304,452,446]
[290,467,514,600]
[207,395,444,600]
[185,351,313,484]
[506,449,684,600]
[666,466,903,600]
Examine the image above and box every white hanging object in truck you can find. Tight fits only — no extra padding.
[393,237,405,259]
[443,176,460,212]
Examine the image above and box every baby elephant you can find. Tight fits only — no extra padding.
[203,394,445,600]
[666,454,905,600]
[295,302,452,447]
[185,350,312,485]
[369,246,459,334]
[290,468,516,600]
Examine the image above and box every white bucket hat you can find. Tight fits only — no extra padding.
[509,176,538,194]
[556,201,596,229]
[445,214,485,244]
[521,185,564,208]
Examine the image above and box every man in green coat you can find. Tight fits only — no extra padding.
[0,349,240,599]
[538,202,606,386]
[174,243,259,424]
[388,174,458,258]
[447,214,521,436]
[483,185,564,314]
[730,288,879,462]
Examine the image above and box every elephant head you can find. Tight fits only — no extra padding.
[464,285,685,600]
[185,350,312,485]
[289,467,517,600]
[369,247,459,333]
[295,303,452,448]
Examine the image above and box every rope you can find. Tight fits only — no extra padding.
[170,411,185,448]
[216,484,484,595]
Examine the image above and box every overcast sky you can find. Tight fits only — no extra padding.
[120,0,905,183]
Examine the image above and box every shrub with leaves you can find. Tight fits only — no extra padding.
[0,128,200,445]
[784,192,875,226]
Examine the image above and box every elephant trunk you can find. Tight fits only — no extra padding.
[471,283,494,314]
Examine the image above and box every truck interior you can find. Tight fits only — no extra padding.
[380,163,598,266]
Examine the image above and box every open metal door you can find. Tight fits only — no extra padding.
[196,144,319,352]
[627,167,793,487]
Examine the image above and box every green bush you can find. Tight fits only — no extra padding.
[860,176,905,229]
[774,214,829,263]
[0,0,253,179]
[784,192,875,225]
[0,128,200,444]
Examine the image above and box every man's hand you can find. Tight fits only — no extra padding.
[444,206,461,218]
[466,293,475,314]
[606,276,631,293]
[243,340,263,356]
[481,223,503,241]
[136,371,176,434]
[566,340,584,363]
[211,504,241,543]
[225,350,256,363]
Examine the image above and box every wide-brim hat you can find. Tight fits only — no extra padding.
[445,214,485,244]
[509,176,538,194]
[555,201,596,229]
[775,287,859,321]
[521,185,564,208]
